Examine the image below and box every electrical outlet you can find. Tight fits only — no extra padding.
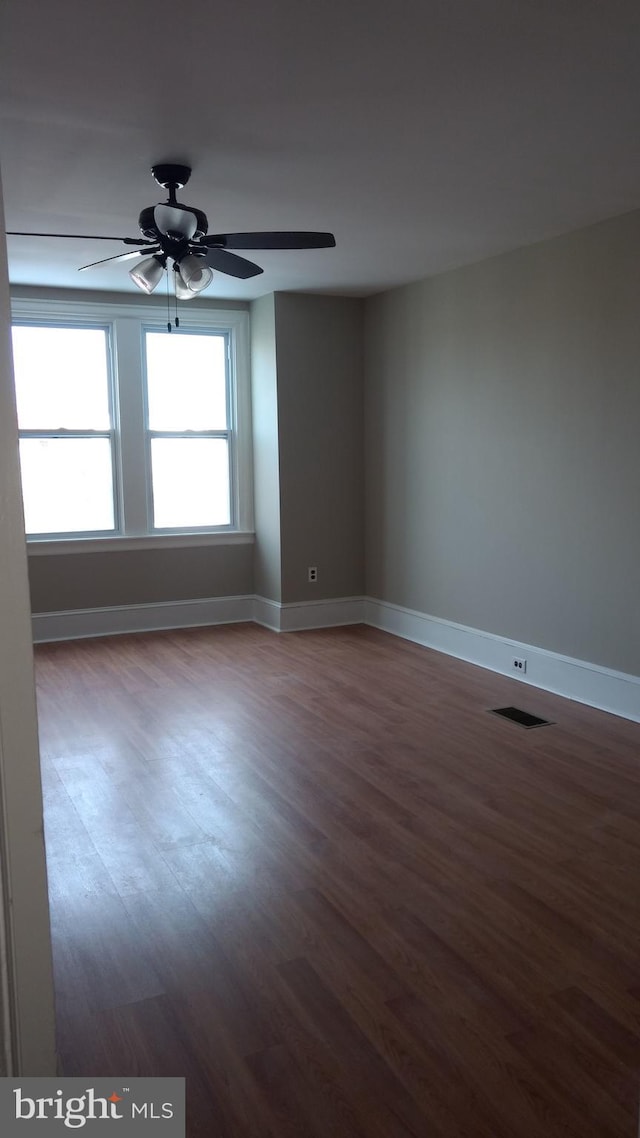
[308,566,318,583]
[512,657,527,674]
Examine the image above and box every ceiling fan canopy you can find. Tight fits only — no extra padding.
[6,162,336,298]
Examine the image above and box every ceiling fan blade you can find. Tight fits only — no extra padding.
[154,204,197,240]
[78,248,160,271]
[6,231,151,245]
[203,247,263,279]
[201,231,336,250]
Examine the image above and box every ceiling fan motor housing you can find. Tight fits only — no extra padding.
[151,164,192,190]
[138,205,209,242]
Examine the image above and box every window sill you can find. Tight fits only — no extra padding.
[26,531,255,556]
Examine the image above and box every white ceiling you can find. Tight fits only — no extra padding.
[2,0,640,300]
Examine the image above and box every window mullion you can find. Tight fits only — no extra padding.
[19,429,112,439]
[147,430,229,440]
[112,317,150,535]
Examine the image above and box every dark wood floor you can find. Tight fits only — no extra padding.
[35,623,640,1137]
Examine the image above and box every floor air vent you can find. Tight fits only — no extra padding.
[490,706,553,729]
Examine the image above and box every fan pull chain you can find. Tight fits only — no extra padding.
[166,268,172,333]
[174,282,180,329]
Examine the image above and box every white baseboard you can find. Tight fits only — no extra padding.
[32,594,255,643]
[252,595,281,632]
[252,594,364,632]
[364,597,640,724]
[32,594,364,643]
[31,592,640,724]
[279,596,365,632]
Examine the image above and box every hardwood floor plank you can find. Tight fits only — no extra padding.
[552,987,640,1066]
[121,887,279,1057]
[293,887,406,1003]
[176,890,380,1136]
[51,891,165,1020]
[245,1042,348,1138]
[60,994,246,1138]
[387,990,605,1138]
[277,955,445,1138]
[507,1021,636,1132]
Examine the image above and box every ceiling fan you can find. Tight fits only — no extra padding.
[6,163,336,299]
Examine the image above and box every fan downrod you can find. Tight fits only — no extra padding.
[151,164,192,191]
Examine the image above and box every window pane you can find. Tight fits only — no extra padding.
[145,331,227,430]
[151,438,230,528]
[19,438,115,535]
[12,325,111,429]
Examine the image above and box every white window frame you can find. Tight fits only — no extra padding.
[12,319,121,541]
[11,297,254,552]
[141,324,234,534]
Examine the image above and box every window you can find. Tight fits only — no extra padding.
[144,330,231,530]
[11,300,252,546]
[13,324,116,537]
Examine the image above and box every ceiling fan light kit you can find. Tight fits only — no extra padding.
[7,162,336,322]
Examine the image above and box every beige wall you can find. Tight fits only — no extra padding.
[250,294,282,602]
[249,292,364,605]
[28,543,253,613]
[275,293,364,603]
[0,178,56,1073]
[11,284,249,314]
[364,209,640,676]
